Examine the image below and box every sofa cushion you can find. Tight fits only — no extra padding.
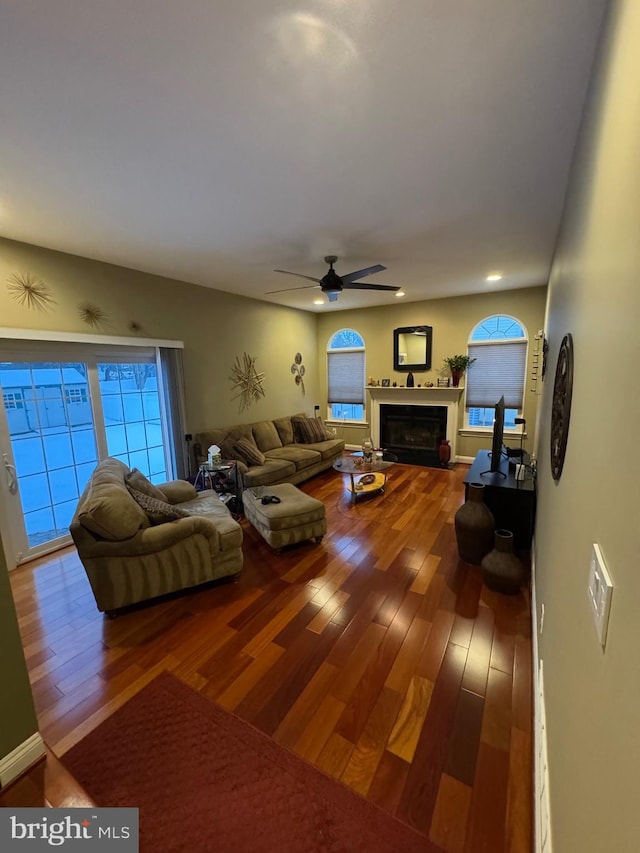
[78,480,150,541]
[273,416,294,446]
[265,446,321,471]
[292,416,333,444]
[241,458,296,487]
[125,468,167,502]
[159,479,198,504]
[177,492,243,551]
[252,420,282,452]
[298,438,344,462]
[233,437,266,467]
[127,487,190,525]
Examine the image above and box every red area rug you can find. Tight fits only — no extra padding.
[61,672,438,852]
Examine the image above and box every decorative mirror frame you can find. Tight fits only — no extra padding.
[393,326,433,372]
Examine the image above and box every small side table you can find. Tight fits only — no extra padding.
[193,461,239,503]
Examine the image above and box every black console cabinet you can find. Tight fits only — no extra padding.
[463,450,536,551]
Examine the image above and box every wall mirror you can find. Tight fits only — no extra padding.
[393,326,433,372]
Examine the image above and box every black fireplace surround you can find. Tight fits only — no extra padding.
[380,404,447,467]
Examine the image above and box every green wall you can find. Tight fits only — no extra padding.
[0,534,39,758]
[0,238,319,433]
[1,237,546,452]
[316,286,547,455]
[534,2,640,850]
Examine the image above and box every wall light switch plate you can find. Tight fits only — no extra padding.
[587,543,613,648]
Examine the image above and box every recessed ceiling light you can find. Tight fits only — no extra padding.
[486,273,502,282]
[313,299,324,305]
[395,291,405,297]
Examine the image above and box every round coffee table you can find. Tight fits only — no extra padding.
[333,451,398,504]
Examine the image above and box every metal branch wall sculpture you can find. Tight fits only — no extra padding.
[291,352,306,394]
[7,271,56,311]
[230,352,266,411]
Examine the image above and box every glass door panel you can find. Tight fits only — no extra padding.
[1,349,174,567]
[0,343,172,568]
[98,363,167,483]
[1,362,99,555]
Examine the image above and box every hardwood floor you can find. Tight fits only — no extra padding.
[2,463,533,851]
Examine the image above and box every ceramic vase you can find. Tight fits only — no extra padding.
[451,369,462,387]
[407,371,415,387]
[439,439,451,467]
[454,482,495,564]
[481,529,525,595]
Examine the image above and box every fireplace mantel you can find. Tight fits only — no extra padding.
[366,386,464,461]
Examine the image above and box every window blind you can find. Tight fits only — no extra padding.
[466,340,527,409]
[327,351,365,404]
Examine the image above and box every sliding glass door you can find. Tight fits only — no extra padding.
[0,345,175,566]
[98,362,167,482]
[0,362,99,555]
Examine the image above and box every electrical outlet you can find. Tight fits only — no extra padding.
[587,543,613,647]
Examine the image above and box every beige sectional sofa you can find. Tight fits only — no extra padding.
[193,413,345,489]
[70,457,243,613]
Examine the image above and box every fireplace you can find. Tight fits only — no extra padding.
[380,404,447,466]
[366,385,462,466]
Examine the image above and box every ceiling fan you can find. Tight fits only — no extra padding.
[267,255,400,302]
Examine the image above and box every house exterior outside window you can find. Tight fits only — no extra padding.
[2,391,24,410]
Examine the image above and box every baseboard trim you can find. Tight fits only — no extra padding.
[531,544,553,853]
[0,732,45,789]
[343,447,475,466]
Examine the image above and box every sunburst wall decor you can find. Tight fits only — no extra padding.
[230,352,266,411]
[78,301,109,328]
[6,271,56,311]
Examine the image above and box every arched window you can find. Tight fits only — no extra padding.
[465,315,527,429]
[327,329,365,421]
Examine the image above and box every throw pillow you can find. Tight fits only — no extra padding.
[218,428,244,461]
[292,416,331,444]
[317,418,335,440]
[125,469,168,502]
[127,486,190,525]
[233,437,266,467]
[291,416,307,443]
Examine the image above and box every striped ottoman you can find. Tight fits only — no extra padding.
[242,483,326,552]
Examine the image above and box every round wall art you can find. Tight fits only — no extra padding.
[291,353,305,392]
[550,333,574,481]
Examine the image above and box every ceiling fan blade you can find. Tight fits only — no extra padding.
[326,290,339,303]
[265,284,320,294]
[342,282,400,292]
[341,264,386,284]
[273,269,322,284]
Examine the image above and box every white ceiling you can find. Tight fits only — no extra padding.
[0,1,607,312]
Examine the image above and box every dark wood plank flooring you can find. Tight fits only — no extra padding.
[1,462,533,851]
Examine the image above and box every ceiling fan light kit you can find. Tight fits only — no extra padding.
[268,256,401,303]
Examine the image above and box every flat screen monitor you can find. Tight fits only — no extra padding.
[490,396,506,472]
